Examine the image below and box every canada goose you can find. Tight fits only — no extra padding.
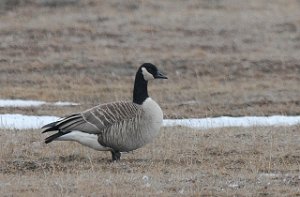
[42,63,167,161]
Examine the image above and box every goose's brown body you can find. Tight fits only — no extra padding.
[44,98,162,152]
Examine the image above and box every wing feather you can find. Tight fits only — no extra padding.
[82,101,139,131]
[42,101,141,144]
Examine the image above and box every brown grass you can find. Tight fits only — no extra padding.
[1,126,300,196]
[0,0,299,118]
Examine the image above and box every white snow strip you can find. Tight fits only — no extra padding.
[163,116,300,129]
[52,101,79,106]
[0,114,60,130]
[0,99,46,107]
[0,114,300,130]
[0,99,78,107]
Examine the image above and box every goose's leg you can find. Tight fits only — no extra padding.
[111,150,121,161]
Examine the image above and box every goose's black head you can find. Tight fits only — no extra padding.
[139,63,168,81]
[133,63,167,105]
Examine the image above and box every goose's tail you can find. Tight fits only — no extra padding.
[42,113,84,143]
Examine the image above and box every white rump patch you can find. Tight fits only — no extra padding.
[57,131,110,151]
[141,67,154,81]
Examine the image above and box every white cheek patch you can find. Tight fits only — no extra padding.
[141,67,155,81]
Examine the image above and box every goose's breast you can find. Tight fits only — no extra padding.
[142,98,163,134]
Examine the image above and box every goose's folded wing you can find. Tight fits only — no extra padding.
[81,101,140,132]
[42,101,140,134]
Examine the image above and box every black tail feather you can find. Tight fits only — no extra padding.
[41,113,81,133]
[42,121,58,129]
[45,131,69,144]
[42,121,60,133]
[42,113,82,143]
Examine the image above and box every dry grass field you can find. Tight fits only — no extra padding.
[0,0,300,196]
[1,126,300,196]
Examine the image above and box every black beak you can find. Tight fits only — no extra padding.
[155,70,168,79]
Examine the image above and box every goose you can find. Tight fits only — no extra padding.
[42,63,167,161]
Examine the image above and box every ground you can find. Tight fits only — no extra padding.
[1,126,300,196]
[0,0,299,196]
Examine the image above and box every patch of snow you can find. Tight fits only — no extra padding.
[0,114,300,130]
[0,99,79,107]
[0,114,59,130]
[0,99,46,107]
[163,116,300,129]
[52,101,79,106]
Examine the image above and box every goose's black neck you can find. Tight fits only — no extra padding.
[133,71,148,105]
